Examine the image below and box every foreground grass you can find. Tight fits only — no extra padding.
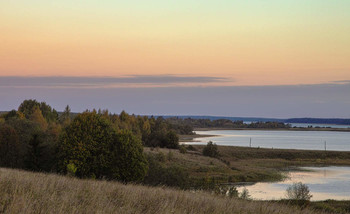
[0,168,328,214]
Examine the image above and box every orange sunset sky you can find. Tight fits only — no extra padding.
[1,0,349,86]
[1,1,350,117]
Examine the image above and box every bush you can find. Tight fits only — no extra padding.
[240,188,251,200]
[286,182,312,201]
[179,145,187,154]
[187,145,196,151]
[203,141,219,158]
[66,162,77,176]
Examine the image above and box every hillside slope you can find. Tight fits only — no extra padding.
[0,168,325,214]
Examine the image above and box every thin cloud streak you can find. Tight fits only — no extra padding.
[0,75,231,88]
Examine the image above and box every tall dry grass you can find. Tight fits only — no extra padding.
[0,168,326,214]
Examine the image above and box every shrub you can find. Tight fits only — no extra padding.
[203,141,219,158]
[187,145,197,151]
[286,182,312,201]
[240,187,251,200]
[66,162,77,176]
[179,145,187,154]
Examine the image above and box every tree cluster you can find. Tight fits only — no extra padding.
[0,99,181,182]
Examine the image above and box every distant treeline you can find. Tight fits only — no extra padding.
[165,117,290,129]
[0,99,190,183]
[161,115,350,126]
[284,118,350,125]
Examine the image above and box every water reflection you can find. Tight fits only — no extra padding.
[237,166,350,201]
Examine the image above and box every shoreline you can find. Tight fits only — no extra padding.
[179,134,217,142]
[193,127,350,132]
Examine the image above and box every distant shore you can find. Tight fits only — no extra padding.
[193,127,350,132]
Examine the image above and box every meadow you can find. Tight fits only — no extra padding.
[0,167,328,214]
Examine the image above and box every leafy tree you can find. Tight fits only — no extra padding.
[58,111,148,182]
[203,141,220,158]
[164,130,179,149]
[18,99,41,118]
[39,101,58,123]
[5,118,42,168]
[3,110,25,121]
[108,130,148,182]
[286,182,312,201]
[0,124,21,168]
[18,99,58,123]
[29,106,48,130]
[58,111,115,178]
[144,117,180,148]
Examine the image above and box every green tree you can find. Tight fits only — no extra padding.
[164,130,179,149]
[58,111,148,182]
[108,130,148,182]
[0,124,21,168]
[39,102,58,123]
[18,99,58,123]
[18,99,40,119]
[29,106,48,130]
[58,111,115,178]
[3,110,25,121]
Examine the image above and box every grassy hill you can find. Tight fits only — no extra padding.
[0,168,327,214]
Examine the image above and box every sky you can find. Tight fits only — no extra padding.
[1,1,350,118]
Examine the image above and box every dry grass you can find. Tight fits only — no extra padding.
[0,168,327,214]
[143,145,350,185]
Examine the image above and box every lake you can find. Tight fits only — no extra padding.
[236,166,350,201]
[187,130,350,151]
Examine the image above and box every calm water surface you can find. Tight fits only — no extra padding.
[237,166,350,201]
[188,130,350,151]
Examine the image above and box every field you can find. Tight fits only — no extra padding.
[0,168,328,214]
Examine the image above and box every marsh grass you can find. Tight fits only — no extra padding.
[0,168,326,214]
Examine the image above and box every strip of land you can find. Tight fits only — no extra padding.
[194,127,350,132]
